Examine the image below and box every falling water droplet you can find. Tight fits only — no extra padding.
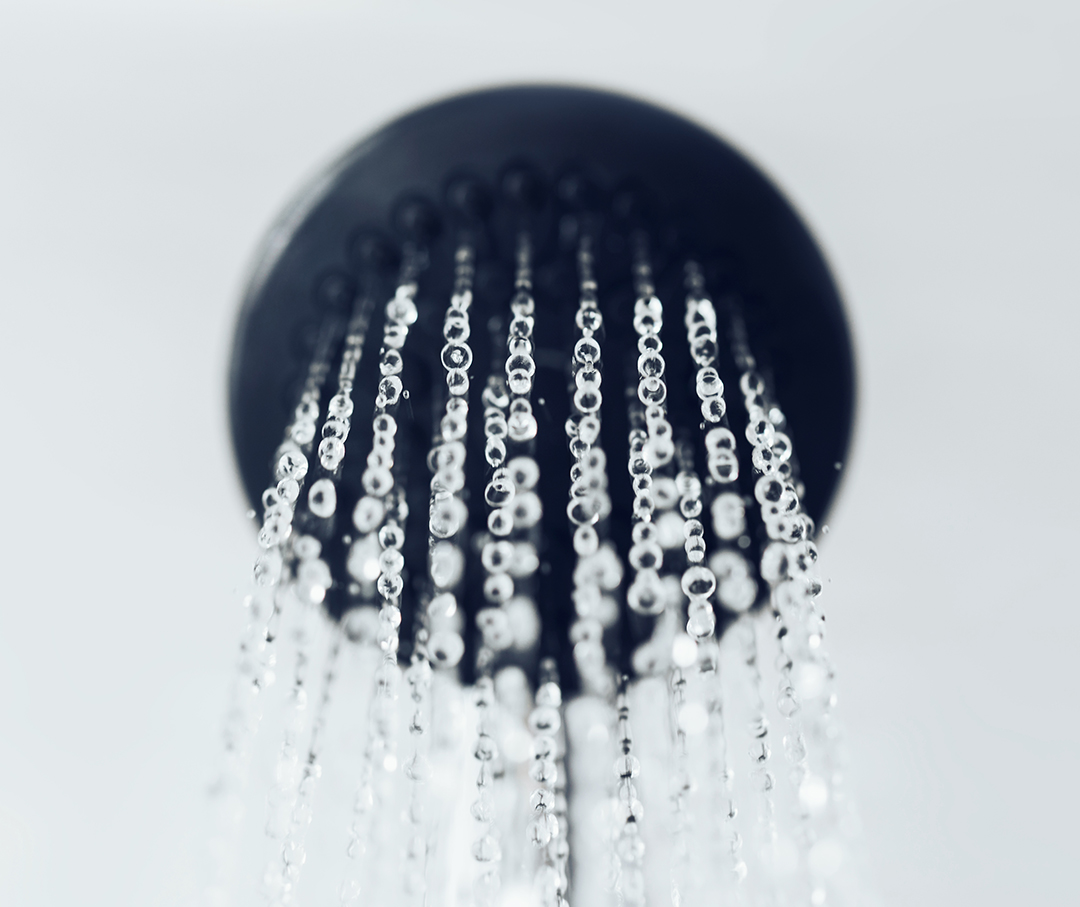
[307,478,337,518]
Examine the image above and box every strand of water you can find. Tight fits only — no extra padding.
[681,264,759,619]
[729,312,848,902]
[367,261,420,774]
[565,234,619,697]
[425,243,476,671]
[623,236,676,636]
[254,315,337,570]
[665,664,691,907]
[470,388,507,907]
[621,238,687,907]
[330,623,378,907]
[612,685,646,907]
[210,316,338,863]
[262,289,376,888]
[399,241,479,904]
[548,670,572,907]
[479,231,543,661]
[764,583,816,898]
[468,239,534,907]
[402,656,434,902]
[557,235,621,907]
[474,241,521,667]
[499,236,552,902]
[257,286,379,904]
[202,304,341,907]
[293,289,377,604]
[562,692,617,907]
[262,560,337,883]
[339,660,385,905]
[472,233,548,907]
[700,641,748,900]
[666,445,718,907]
[270,628,343,905]
[263,584,320,853]
[676,263,784,901]
[339,259,421,904]
[471,675,502,906]
[677,263,761,901]
[739,618,779,905]
[527,660,568,907]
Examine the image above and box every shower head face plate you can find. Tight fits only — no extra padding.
[228,85,855,680]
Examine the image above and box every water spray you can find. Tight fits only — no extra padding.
[220,86,859,907]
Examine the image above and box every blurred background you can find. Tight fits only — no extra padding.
[0,1,1077,904]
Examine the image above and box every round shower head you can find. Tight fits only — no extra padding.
[228,85,854,685]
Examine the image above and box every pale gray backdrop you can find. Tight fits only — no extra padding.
[0,1,1077,904]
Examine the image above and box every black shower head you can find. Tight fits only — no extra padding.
[228,85,855,689]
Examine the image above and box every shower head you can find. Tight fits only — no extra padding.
[229,85,854,689]
[220,86,862,907]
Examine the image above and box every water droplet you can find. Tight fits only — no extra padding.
[322,418,348,441]
[512,492,543,528]
[485,477,516,508]
[472,834,502,863]
[290,420,315,446]
[679,495,703,519]
[477,608,513,650]
[671,634,698,667]
[320,437,346,471]
[258,514,292,549]
[507,456,540,490]
[686,600,716,639]
[574,336,601,365]
[429,542,464,588]
[740,370,765,397]
[441,342,474,371]
[745,409,775,446]
[275,449,309,483]
[446,368,470,396]
[380,349,403,376]
[503,598,539,649]
[712,492,746,539]
[329,392,354,420]
[628,542,663,571]
[529,759,558,784]
[485,437,507,467]
[427,630,464,667]
[528,706,561,735]
[627,570,665,615]
[613,754,641,779]
[361,465,392,496]
[718,576,757,612]
[637,376,667,405]
[528,812,558,846]
[377,572,403,599]
[695,367,723,398]
[507,411,538,442]
[777,685,800,717]
[684,534,707,562]
[483,572,514,604]
[307,478,337,517]
[404,754,432,781]
[708,450,740,483]
[701,396,727,423]
[429,496,466,538]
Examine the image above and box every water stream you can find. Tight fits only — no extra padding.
[209,235,864,907]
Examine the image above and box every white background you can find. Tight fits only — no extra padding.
[1,1,1077,904]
